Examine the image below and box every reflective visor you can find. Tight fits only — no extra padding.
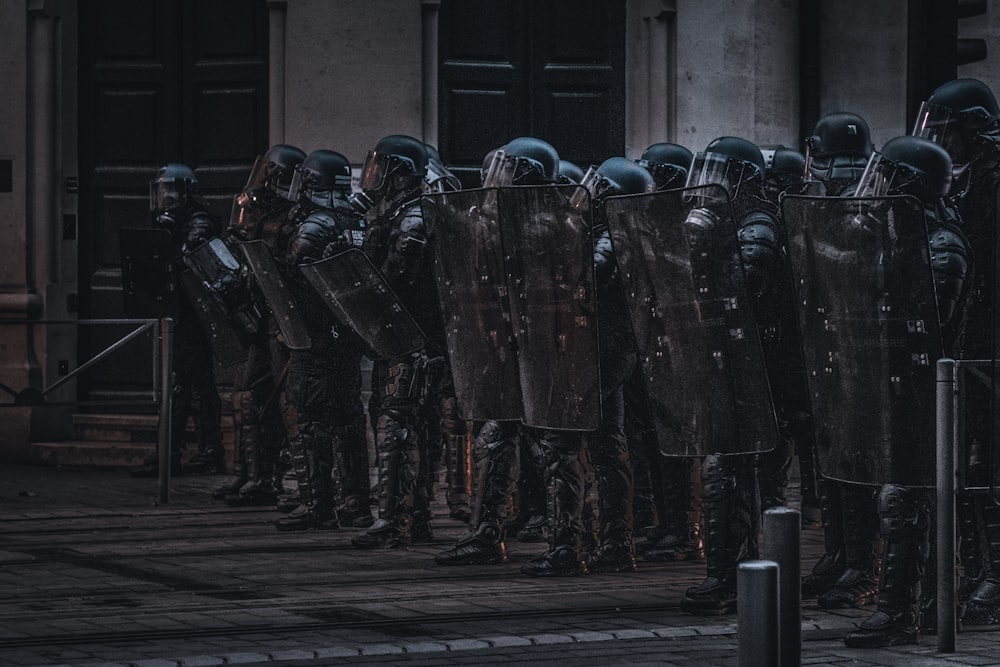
[149,179,188,211]
[912,101,957,147]
[854,151,911,198]
[685,152,760,195]
[360,149,389,192]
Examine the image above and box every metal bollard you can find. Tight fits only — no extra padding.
[764,507,801,667]
[936,358,956,653]
[157,317,174,505]
[738,559,779,667]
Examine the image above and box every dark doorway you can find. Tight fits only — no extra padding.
[78,0,268,403]
[437,0,626,187]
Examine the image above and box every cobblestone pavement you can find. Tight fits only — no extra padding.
[0,463,998,666]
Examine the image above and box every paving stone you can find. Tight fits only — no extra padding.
[176,656,226,667]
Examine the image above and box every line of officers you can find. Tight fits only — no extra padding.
[131,77,1000,650]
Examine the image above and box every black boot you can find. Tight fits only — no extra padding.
[352,412,417,549]
[681,456,758,616]
[437,421,517,565]
[801,478,846,598]
[274,421,338,531]
[642,458,703,562]
[845,485,927,648]
[436,522,506,565]
[819,484,880,608]
[586,425,636,574]
[521,431,587,577]
[226,422,279,507]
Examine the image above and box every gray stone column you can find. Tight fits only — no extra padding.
[626,0,677,157]
[421,0,440,147]
[268,0,287,145]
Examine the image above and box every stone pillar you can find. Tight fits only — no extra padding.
[268,0,287,145]
[421,0,440,147]
[626,0,677,158]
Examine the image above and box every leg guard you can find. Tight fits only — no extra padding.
[213,389,250,500]
[681,455,758,615]
[335,411,374,528]
[845,484,928,648]
[275,419,338,531]
[521,430,587,577]
[514,430,549,542]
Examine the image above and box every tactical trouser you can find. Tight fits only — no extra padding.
[585,377,635,571]
[623,367,658,536]
[215,328,288,498]
[641,457,703,562]
[802,478,847,597]
[756,433,792,512]
[438,368,472,522]
[278,342,364,528]
[353,354,428,547]
[845,484,929,647]
[512,430,548,541]
[518,428,588,576]
[172,321,223,459]
[681,455,759,615]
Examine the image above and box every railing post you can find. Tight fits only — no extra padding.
[937,357,957,653]
[738,560,780,666]
[157,317,174,504]
[764,507,801,666]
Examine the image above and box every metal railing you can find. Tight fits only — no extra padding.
[0,317,174,503]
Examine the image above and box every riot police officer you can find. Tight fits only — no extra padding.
[352,135,443,548]
[797,113,884,611]
[131,164,223,478]
[434,137,564,565]
[679,137,783,615]
[913,77,1000,627]
[274,149,371,531]
[215,144,305,507]
[629,142,705,563]
[840,135,969,647]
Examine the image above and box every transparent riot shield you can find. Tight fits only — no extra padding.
[422,189,522,421]
[120,227,178,318]
[238,240,311,350]
[182,238,259,367]
[604,185,779,456]
[299,248,425,360]
[783,194,942,487]
[496,185,600,431]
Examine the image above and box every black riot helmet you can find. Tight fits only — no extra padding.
[150,163,197,213]
[686,136,766,197]
[636,142,693,190]
[855,135,953,200]
[557,159,585,185]
[913,78,1000,168]
[765,147,807,197]
[288,149,353,207]
[804,112,873,184]
[360,134,428,205]
[482,137,560,187]
[260,144,307,198]
[577,156,656,203]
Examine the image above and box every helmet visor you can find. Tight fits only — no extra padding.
[684,152,760,195]
[149,179,188,211]
[854,151,918,198]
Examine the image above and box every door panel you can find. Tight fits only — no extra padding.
[439,0,625,186]
[79,0,267,403]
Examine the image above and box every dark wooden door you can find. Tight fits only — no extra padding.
[438,0,626,187]
[78,0,268,403]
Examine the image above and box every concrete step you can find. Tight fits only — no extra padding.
[33,413,237,470]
